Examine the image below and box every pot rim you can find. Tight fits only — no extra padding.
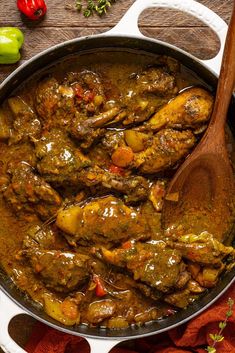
[0,34,235,341]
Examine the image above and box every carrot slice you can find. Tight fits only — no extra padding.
[111,146,134,167]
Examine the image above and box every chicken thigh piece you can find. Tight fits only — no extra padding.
[20,248,90,292]
[35,77,77,128]
[34,128,91,186]
[147,87,213,132]
[99,241,190,293]
[4,161,62,220]
[56,196,151,246]
[131,129,196,174]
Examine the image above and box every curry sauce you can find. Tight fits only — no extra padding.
[0,50,234,328]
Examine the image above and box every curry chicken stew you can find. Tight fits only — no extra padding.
[0,51,234,328]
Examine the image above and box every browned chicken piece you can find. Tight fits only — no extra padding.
[164,277,206,308]
[167,232,235,266]
[23,224,67,250]
[85,300,117,324]
[65,70,105,98]
[103,130,150,156]
[35,77,76,128]
[35,71,107,130]
[135,66,178,96]
[104,128,196,174]
[56,196,151,246]
[147,87,213,132]
[80,269,162,326]
[34,129,149,201]
[20,248,90,292]
[149,180,167,212]
[69,70,176,146]
[79,167,150,203]
[121,95,166,126]
[7,96,41,144]
[34,129,91,186]
[4,161,62,220]
[64,70,107,117]
[70,107,126,148]
[164,287,199,308]
[140,201,163,238]
[115,65,179,126]
[131,129,196,174]
[99,242,190,293]
[102,130,125,152]
[84,292,160,327]
[106,174,150,203]
[97,170,151,202]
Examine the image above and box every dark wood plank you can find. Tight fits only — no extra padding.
[0,0,233,28]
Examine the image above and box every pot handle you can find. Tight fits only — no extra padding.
[107,0,228,76]
[0,291,123,353]
[0,291,27,353]
[86,337,123,353]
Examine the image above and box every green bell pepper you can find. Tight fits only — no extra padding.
[0,27,24,64]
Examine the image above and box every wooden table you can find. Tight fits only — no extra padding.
[0,0,233,351]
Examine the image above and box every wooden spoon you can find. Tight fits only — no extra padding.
[162,3,235,242]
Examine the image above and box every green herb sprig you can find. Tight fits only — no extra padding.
[74,0,117,17]
[206,298,234,353]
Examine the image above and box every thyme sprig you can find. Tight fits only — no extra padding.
[73,0,117,17]
[206,298,234,353]
[75,0,82,11]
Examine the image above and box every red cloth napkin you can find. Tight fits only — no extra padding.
[25,283,235,353]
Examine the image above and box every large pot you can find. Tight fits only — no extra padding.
[0,1,234,352]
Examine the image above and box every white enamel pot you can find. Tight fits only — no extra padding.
[0,1,234,353]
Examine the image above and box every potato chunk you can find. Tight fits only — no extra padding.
[44,294,80,326]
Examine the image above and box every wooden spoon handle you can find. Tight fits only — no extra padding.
[209,0,235,132]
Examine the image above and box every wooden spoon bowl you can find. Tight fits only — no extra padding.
[162,2,235,242]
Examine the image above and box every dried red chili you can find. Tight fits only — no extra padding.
[17,0,47,20]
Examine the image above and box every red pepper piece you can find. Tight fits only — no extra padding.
[121,240,133,249]
[93,275,107,297]
[74,84,84,99]
[109,164,125,176]
[83,90,95,103]
[17,0,47,20]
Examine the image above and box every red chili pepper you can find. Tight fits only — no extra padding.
[17,0,47,20]
[93,275,107,297]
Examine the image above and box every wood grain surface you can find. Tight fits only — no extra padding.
[0,0,233,351]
